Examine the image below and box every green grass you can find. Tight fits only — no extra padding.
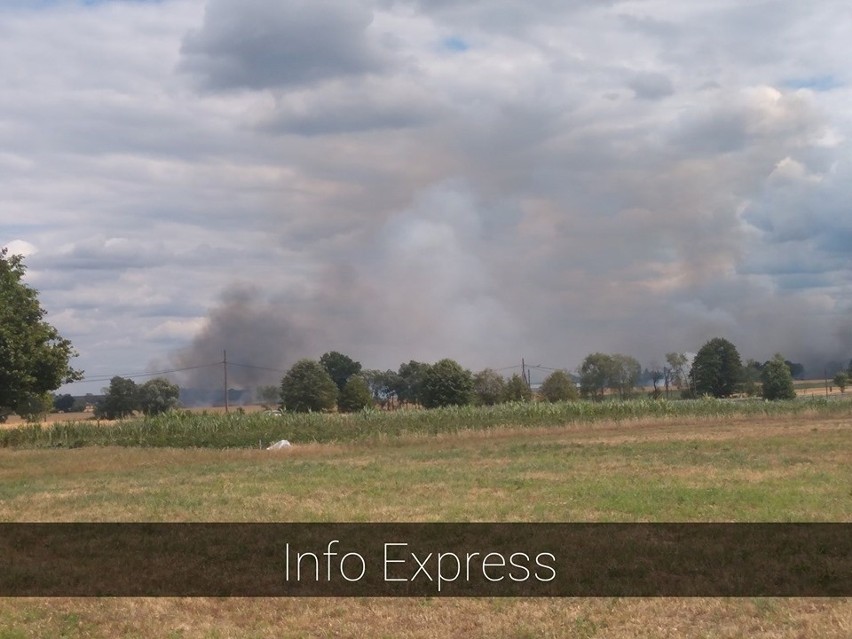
[0,413,850,637]
[1,415,849,522]
[3,396,850,449]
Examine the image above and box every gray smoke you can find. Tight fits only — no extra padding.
[170,285,315,393]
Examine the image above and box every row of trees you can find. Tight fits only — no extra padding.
[95,377,180,419]
[277,338,801,413]
[273,353,580,413]
[1,248,843,419]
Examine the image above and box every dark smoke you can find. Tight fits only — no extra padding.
[170,285,314,395]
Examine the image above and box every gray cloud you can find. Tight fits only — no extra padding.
[628,71,674,100]
[180,0,387,90]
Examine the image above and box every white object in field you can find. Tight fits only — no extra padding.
[266,439,292,450]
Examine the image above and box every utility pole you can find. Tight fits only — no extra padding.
[224,350,229,413]
[521,358,526,387]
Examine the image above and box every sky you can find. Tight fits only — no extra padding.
[2,0,851,394]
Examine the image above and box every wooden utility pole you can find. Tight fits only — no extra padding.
[224,350,229,413]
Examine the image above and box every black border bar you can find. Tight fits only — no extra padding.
[1,523,848,596]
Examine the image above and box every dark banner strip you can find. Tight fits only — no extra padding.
[0,523,848,597]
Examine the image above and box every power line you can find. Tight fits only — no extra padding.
[65,362,221,385]
[227,361,290,374]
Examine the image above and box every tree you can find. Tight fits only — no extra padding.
[53,393,76,413]
[96,376,139,420]
[578,353,614,400]
[280,359,338,413]
[761,354,796,400]
[472,368,506,406]
[610,354,641,399]
[137,378,180,416]
[361,369,402,408]
[421,359,473,408]
[833,372,848,394]
[319,351,362,393]
[539,370,578,402]
[397,360,431,405]
[0,248,82,420]
[664,352,688,397]
[690,338,743,398]
[338,375,374,412]
[503,373,532,402]
[742,359,763,397]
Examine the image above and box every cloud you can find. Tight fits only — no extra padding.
[2,0,851,394]
[180,0,388,91]
[627,71,674,100]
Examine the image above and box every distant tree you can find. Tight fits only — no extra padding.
[761,354,797,400]
[833,372,848,394]
[421,359,473,408]
[397,360,431,405]
[579,353,615,400]
[503,373,532,402]
[539,370,578,402]
[53,393,75,413]
[0,247,83,420]
[338,375,374,412]
[137,378,180,416]
[664,352,689,397]
[690,338,743,398]
[361,369,402,407]
[280,359,338,413]
[96,376,139,420]
[742,359,763,397]
[319,351,362,393]
[472,369,506,406]
[647,367,664,398]
[610,354,641,399]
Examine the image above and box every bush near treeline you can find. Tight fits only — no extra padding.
[2,397,849,450]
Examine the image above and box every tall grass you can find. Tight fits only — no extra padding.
[2,397,849,449]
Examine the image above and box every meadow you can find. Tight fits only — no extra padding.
[0,400,850,637]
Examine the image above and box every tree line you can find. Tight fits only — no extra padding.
[264,337,810,414]
[3,249,850,421]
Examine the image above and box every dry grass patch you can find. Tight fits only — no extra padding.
[0,598,849,638]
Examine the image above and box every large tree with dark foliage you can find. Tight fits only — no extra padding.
[96,376,139,420]
[690,337,743,398]
[319,351,362,393]
[280,359,338,413]
[1,248,82,421]
[137,378,181,415]
[421,359,473,408]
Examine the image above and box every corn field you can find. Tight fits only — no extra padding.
[1,397,849,449]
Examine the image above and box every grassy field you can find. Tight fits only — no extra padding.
[3,396,851,449]
[0,408,850,637]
